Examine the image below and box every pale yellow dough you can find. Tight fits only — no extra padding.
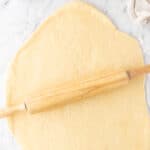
[6,1,150,150]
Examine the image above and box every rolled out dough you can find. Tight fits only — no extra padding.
[6,1,150,150]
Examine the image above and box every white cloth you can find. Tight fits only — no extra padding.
[129,0,150,23]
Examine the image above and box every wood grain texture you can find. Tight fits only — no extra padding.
[26,70,129,113]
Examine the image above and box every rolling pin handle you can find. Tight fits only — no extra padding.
[0,103,26,118]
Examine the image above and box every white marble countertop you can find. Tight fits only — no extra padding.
[0,0,150,149]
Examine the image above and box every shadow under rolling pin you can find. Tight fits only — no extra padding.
[1,65,150,119]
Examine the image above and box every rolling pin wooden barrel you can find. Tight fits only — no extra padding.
[0,65,150,118]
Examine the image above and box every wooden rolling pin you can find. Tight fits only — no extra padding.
[0,65,150,119]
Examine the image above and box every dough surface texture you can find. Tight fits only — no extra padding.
[6,1,150,150]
